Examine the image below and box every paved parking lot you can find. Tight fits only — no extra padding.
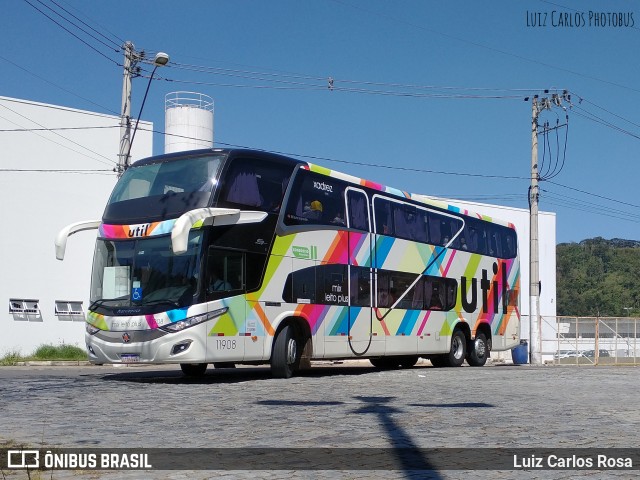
[1,361,638,479]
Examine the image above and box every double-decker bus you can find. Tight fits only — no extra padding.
[55,148,520,378]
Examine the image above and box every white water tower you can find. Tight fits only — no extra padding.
[164,91,214,153]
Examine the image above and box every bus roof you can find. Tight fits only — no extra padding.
[130,148,515,229]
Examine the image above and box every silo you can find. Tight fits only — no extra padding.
[164,92,214,153]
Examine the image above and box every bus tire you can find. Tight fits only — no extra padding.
[446,329,467,367]
[271,325,299,379]
[213,362,236,369]
[466,332,489,367]
[180,363,208,377]
[430,330,466,368]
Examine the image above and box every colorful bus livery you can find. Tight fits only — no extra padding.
[55,148,520,378]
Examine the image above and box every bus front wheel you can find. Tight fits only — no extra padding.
[180,363,208,377]
[271,325,299,379]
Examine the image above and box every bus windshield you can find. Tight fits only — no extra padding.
[103,154,224,223]
[90,232,203,310]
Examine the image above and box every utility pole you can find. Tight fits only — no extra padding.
[527,91,570,364]
[529,95,542,365]
[117,42,139,177]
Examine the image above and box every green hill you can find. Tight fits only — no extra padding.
[556,237,640,317]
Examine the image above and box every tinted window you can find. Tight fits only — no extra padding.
[104,155,223,223]
[284,170,347,227]
[377,270,457,311]
[219,157,294,213]
[347,190,369,231]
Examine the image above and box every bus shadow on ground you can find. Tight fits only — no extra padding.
[97,363,384,384]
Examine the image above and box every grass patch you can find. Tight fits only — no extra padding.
[31,344,87,361]
[0,344,87,364]
[0,350,23,366]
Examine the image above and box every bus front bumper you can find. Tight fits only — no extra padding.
[85,322,210,364]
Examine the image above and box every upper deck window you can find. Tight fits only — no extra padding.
[283,170,348,227]
[104,154,223,223]
[218,157,294,213]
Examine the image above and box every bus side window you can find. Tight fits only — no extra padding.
[205,249,243,297]
[374,199,393,235]
[503,231,517,258]
[489,230,502,257]
[427,213,442,245]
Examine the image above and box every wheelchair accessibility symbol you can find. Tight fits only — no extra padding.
[131,287,142,301]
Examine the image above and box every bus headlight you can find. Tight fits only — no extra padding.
[159,307,228,333]
[86,323,101,335]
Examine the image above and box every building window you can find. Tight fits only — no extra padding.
[54,300,85,321]
[9,298,42,322]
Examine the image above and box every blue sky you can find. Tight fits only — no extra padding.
[1,0,638,243]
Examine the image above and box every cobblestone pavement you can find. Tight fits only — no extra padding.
[0,361,638,479]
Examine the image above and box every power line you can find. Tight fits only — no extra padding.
[169,61,552,94]
[331,0,640,94]
[0,54,119,115]
[55,0,125,45]
[0,125,119,133]
[136,126,529,180]
[47,0,122,50]
[32,0,120,52]
[22,0,121,66]
[159,75,530,100]
[545,179,640,209]
[543,189,640,220]
[0,105,116,167]
[571,94,640,130]
[0,97,120,119]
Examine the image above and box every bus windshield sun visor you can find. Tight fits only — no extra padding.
[55,220,101,261]
[171,207,268,255]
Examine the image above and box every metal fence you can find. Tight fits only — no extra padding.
[541,316,640,365]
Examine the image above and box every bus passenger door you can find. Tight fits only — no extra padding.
[204,248,246,362]
[346,188,381,356]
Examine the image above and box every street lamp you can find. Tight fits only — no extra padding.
[124,51,170,172]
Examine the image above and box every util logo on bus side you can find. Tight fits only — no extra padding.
[128,224,152,238]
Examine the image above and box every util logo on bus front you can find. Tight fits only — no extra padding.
[128,223,152,238]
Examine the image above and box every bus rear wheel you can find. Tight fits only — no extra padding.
[271,325,299,379]
[466,332,489,367]
[431,329,467,367]
[447,329,467,367]
[180,363,208,377]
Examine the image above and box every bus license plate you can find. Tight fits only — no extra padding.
[121,354,140,363]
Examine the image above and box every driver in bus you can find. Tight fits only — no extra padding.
[208,267,232,292]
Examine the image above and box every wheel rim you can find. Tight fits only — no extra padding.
[475,338,487,358]
[286,337,297,365]
[452,335,464,360]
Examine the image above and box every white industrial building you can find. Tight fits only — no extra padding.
[0,93,556,361]
[0,96,152,355]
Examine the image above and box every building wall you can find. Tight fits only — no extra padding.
[0,97,152,355]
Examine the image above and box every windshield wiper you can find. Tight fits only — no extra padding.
[89,296,129,311]
[140,299,182,309]
[89,299,113,311]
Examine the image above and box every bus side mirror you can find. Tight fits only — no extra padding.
[55,220,101,260]
[171,208,268,255]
